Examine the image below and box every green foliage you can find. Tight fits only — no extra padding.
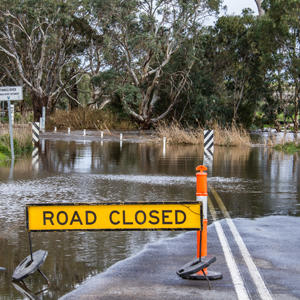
[115,84,142,113]
[259,0,300,131]
[90,0,222,127]
[0,137,11,156]
[0,152,9,162]
[2,0,300,130]
[274,142,300,153]
[0,133,33,158]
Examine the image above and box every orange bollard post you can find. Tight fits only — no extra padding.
[189,165,222,280]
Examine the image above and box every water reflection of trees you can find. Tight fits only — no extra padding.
[0,155,32,180]
[211,147,300,218]
[40,141,206,176]
[212,146,251,177]
[1,140,300,299]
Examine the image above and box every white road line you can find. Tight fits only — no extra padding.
[208,198,250,300]
[209,184,274,300]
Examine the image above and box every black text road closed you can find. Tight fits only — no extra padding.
[26,202,202,232]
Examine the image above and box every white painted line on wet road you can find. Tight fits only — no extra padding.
[208,198,250,300]
[209,184,274,300]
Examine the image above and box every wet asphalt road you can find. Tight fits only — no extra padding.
[59,216,300,300]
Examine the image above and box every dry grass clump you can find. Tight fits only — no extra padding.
[154,121,203,144]
[48,108,136,130]
[154,121,251,146]
[212,123,251,146]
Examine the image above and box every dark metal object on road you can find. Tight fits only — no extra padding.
[177,228,221,289]
[188,269,223,280]
[176,255,216,278]
[12,250,48,282]
[177,255,216,290]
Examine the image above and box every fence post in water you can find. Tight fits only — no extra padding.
[190,165,222,280]
[42,107,46,131]
[68,128,70,134]
[120,133,123,141]
[163,137,166,156]
[101,131,103,139]
[83,129,86,136]
[54,127,57,133]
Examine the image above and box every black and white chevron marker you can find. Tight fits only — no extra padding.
[204,130,214,170]
[204,148,213,170]
[31,122,39,143]
[204,130,214,152]
[32,146,39,170]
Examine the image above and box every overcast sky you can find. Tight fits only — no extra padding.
[223,0,258,15]
[206,0,258,25]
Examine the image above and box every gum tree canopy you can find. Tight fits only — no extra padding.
[92,0,221,128]
[262,0,300,132]
[0,0,92,121]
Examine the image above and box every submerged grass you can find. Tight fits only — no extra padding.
[0,125,33,160]
[154,121,251,146]
[274,141,300,153]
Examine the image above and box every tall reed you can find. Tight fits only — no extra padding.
[154,121,251,146]
[48,108,136,130]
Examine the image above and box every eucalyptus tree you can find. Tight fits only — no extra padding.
[92,0,221,128]
[211,10,263,124]
[0,0,93,121]
[254,0,265,16]
[263,0,300,132]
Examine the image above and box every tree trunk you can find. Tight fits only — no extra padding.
[294,97,299,133]
[254,0,265,16]
[31,92,49,122]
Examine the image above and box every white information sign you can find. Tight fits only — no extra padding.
[0,86,23,101]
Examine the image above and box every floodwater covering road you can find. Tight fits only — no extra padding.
[0,130,299,299]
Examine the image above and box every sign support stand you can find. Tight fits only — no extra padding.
[7,100,14,160]
[188,165,222,280]
[0,86,23,160]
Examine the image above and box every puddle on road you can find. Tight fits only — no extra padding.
[0,138,299,299]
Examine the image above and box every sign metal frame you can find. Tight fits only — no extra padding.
[0,86,24,160]
[0,86,23,101]
[26,201,202,232]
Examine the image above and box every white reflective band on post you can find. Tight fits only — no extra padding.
[197,196,207,219]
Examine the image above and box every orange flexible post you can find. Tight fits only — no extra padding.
[196,165,208,273]
[191,165,222,280]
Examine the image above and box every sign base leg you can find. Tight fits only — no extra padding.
[188,270,223,280]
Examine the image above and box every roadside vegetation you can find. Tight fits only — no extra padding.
[0,0,300,143]
[274,142,300,153]
[48,108,136,130]
[0,127,33,161]
[154,121,251,146]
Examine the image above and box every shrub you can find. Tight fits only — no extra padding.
[153,121,251,146]
[274,141,300,153]
[48,108,136,130]
[0,126,33,160]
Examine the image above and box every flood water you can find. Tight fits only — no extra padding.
[0,131,299,299]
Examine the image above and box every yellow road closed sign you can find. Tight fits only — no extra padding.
[26,202,202,232]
